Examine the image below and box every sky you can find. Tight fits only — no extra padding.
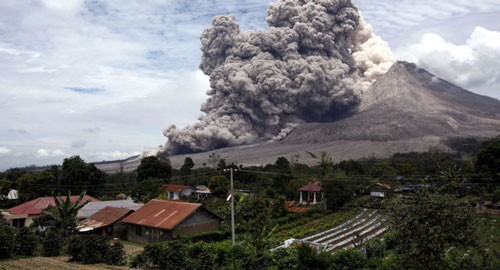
[0,0,499,171]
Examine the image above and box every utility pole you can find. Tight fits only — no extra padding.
[230,167,235,246]
[224,166,236,246]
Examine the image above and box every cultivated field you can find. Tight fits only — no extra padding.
[0,256,130,270]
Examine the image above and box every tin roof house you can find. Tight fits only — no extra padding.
[122,200,223,244]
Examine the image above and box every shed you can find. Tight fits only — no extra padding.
[121,200,222,244]
[159,185,195,200]
[298,182,323,204]
[76,206,133,237]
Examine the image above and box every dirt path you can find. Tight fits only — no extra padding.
[0,256,131,270]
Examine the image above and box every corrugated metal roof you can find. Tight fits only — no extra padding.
[8,195,99,215]
[77,200,143,218]
[121,200,202,230]
[76,206,133,231]
[298,183,322,192]
[159,184,193,192]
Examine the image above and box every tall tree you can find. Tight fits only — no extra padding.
[180,157,195,176]
[137,156,172,181]
[50,191,91,241]
[475,140,500,181]
[208,175,230,198]
[389,190,476,270]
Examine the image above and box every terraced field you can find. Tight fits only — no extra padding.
[276,209,390,253]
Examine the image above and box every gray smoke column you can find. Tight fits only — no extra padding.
[162,0,394,154]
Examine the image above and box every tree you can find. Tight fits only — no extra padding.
[137,156,172,181]
[50,191,91,241]
[389,190,477,270]
[475,140,500,181]
[17,170,56,201]
[60,156,105,194]
[42,229,61,257]
[208,175,230,198]
[130,178,162,203]
[180,157,195,175]
[322,172,354,210]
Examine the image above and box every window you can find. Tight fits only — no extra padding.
[135,225,142,236]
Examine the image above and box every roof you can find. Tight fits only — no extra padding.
[76,206,133,231]
[159,184,193,192]
[375,183,392,190]
[8,195,99,215]
[285,201,296,207]
[298,183,322,192]
[122,200,219,230]
[288,207,310,213]
[77,200,143,218]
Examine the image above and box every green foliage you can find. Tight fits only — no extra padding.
[271,196,288,218]
[322,177,354,210]
[296,244,331,270]
[17,170,56,201]
[137,156,172,181]
[0,225,14,259]
[492,188,500,203]
[180,157,195,175]
[51,191,91,241]
[60,156,106,194]
[475,140,500,180]
[330,248,367,270]
[13,227,38,256]
[365,238,385,258]
[208,175,230,198]
[271,248,298,270]
[389,191,477,270]
[130,178,162,203]
[42,229,61,257]
[68,235,125,265]
[177,230,230,243]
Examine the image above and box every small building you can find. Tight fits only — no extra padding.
[77,200,143,219]
[76,206,134,237]
[299,182,323,204]
[3,195,99,228]
[159,184,195,200]
[370,183,393,198]
[194,185,211,199]
[122,200,223,244]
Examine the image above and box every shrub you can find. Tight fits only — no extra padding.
[178,230,230,243]
[330,248,367,270]
[42,229,61,257]
[13,227,38,256]
[105,242,126,266]
[68,235,125,265]
[0,225,14,259]
[365,238,386,258]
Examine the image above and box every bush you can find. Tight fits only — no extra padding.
[68,235,125,265]
[330,248,367,270]
[42,229,61,257]
[105,242,126,266]
[13,227,38,256]
[365,238,386,258]
[177,230,230,243]
[0,225,14,259]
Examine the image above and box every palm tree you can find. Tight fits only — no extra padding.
[50,191,91,241]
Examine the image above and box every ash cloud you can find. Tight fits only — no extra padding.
[163,0,393,155]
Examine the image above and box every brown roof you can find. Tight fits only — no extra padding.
[375,183,392,190]
[285,201,295,207]
[8,195,99,215]
[288,207,310,213]
[76,206,133,231]
[159,184,193,192]
[121,200,203,230]
[298,183,322,192]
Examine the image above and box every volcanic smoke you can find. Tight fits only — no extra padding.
[162,0,394,155]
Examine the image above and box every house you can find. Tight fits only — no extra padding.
[122,200,223,244]
[159,184,195,200]
[77,200,143,218]
[76,206,134,237]
[299,182,323,204]
[370,183,393,198]
[194,185,211,199]
[2,195,99,228]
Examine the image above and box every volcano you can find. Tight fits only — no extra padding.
[96,61,500,172]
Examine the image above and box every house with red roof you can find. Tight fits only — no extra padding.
[122,200,222,243]
[1,195,99,228]
[159,184,195,200]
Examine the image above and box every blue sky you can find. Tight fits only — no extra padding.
[0,0,499,170]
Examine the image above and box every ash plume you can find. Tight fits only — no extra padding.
[162,0,394,155]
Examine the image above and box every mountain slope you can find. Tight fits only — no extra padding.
[283,61,500,144]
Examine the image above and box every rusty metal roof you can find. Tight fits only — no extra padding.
[76,206,133,232]
[159,184,193,192]
[8,195,99,215]
[121,200,202,230]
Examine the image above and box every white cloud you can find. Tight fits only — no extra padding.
[0,147,11,155]
[37,148,66,158]
[396,27,500,98]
